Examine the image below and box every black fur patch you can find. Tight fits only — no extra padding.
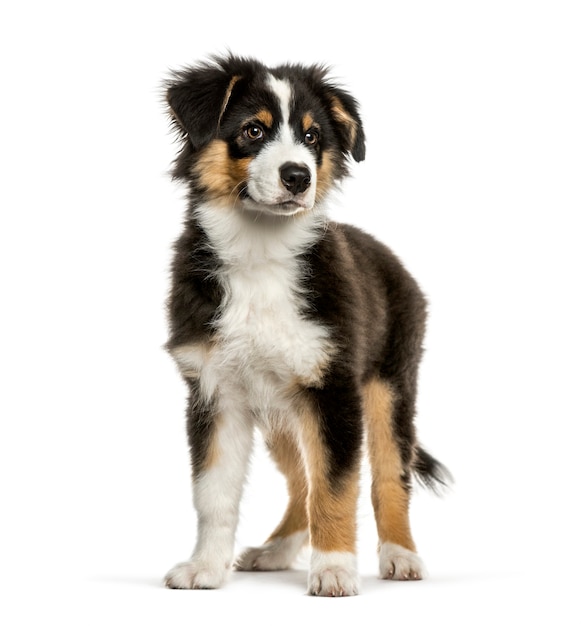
[166,220,223,351]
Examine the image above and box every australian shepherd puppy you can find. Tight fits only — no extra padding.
[163,55,449,596]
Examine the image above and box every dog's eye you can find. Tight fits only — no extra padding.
[245,125,264,141]
[304,130,319,146]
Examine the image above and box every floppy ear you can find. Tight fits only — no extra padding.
[325,86,366,162]
[307,65,365,162]
[166,64,240,151]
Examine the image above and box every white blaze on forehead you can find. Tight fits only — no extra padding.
[267,75,297,149]
[267,74,292,125]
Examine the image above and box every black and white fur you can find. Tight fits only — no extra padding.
[162,55,449,596]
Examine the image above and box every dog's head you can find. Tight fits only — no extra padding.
[166,55,365,217]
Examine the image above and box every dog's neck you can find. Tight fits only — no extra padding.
[193,201,327,267]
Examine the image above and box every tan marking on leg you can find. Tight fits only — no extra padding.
[284,337,334,392]
[364,378,416,551]
[202,414,223,471]
[235,429,308,572]
[265,430,309,541]
[169,341,214,379]
[189,408,223,476]
[298,399,360,554]
[192,139,251,205]
[309,474,359,553]
[255,108,274,128]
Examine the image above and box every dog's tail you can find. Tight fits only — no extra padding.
[412,446,453,494]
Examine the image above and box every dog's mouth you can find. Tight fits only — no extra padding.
[268,200,304,215]
[240,189,310,216]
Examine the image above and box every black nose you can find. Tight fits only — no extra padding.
[279,162,311,195]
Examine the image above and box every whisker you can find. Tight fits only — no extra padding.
[228,180,247,205]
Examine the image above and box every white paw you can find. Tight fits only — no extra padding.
[236,531,308,571]
[164,559,230,589]
[379,542,426,580]
[308,550,359,597]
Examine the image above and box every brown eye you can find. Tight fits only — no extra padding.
[245,124,264,141]
[304,129,319,146]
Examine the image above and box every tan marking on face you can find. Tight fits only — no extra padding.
[255,108,274,128]
[265,430,309,540]
[330,96,358,148]
[193,139,251,205]
[302,112,314,132]
[297,397,360,554]
[315,150,337,203]
[364,378,416,552]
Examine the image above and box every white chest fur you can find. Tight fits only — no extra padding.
[218,256,329,379]
[173,205,331,421]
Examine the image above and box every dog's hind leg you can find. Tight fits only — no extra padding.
[236,430,309,571]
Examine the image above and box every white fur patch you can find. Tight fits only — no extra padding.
[269,75,292,123]
[245,75,317,214]
[164,558,230,590]
[165,405,254,590]
[188,204,331,426]
[378,542,426,581]
[236,530,309,571]
[308,550,359,597]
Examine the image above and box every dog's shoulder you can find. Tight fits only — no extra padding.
[167,219,223,350]
[328,221,425,303]
[300,220,426,354]
[301,220,399,298]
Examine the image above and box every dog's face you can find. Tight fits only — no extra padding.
[166,56,365,217]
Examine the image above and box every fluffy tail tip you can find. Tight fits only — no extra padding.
[413,447,453,494]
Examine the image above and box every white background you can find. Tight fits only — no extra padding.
[1,1,580,624]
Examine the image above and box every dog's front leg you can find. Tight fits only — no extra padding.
[299,384,363,597]
[165,381,254,589]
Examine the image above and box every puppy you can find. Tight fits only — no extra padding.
[163,55,449,596]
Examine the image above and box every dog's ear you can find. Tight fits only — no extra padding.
[310,67,365,162]
[166,63,240,152]
[325,85,366,162]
